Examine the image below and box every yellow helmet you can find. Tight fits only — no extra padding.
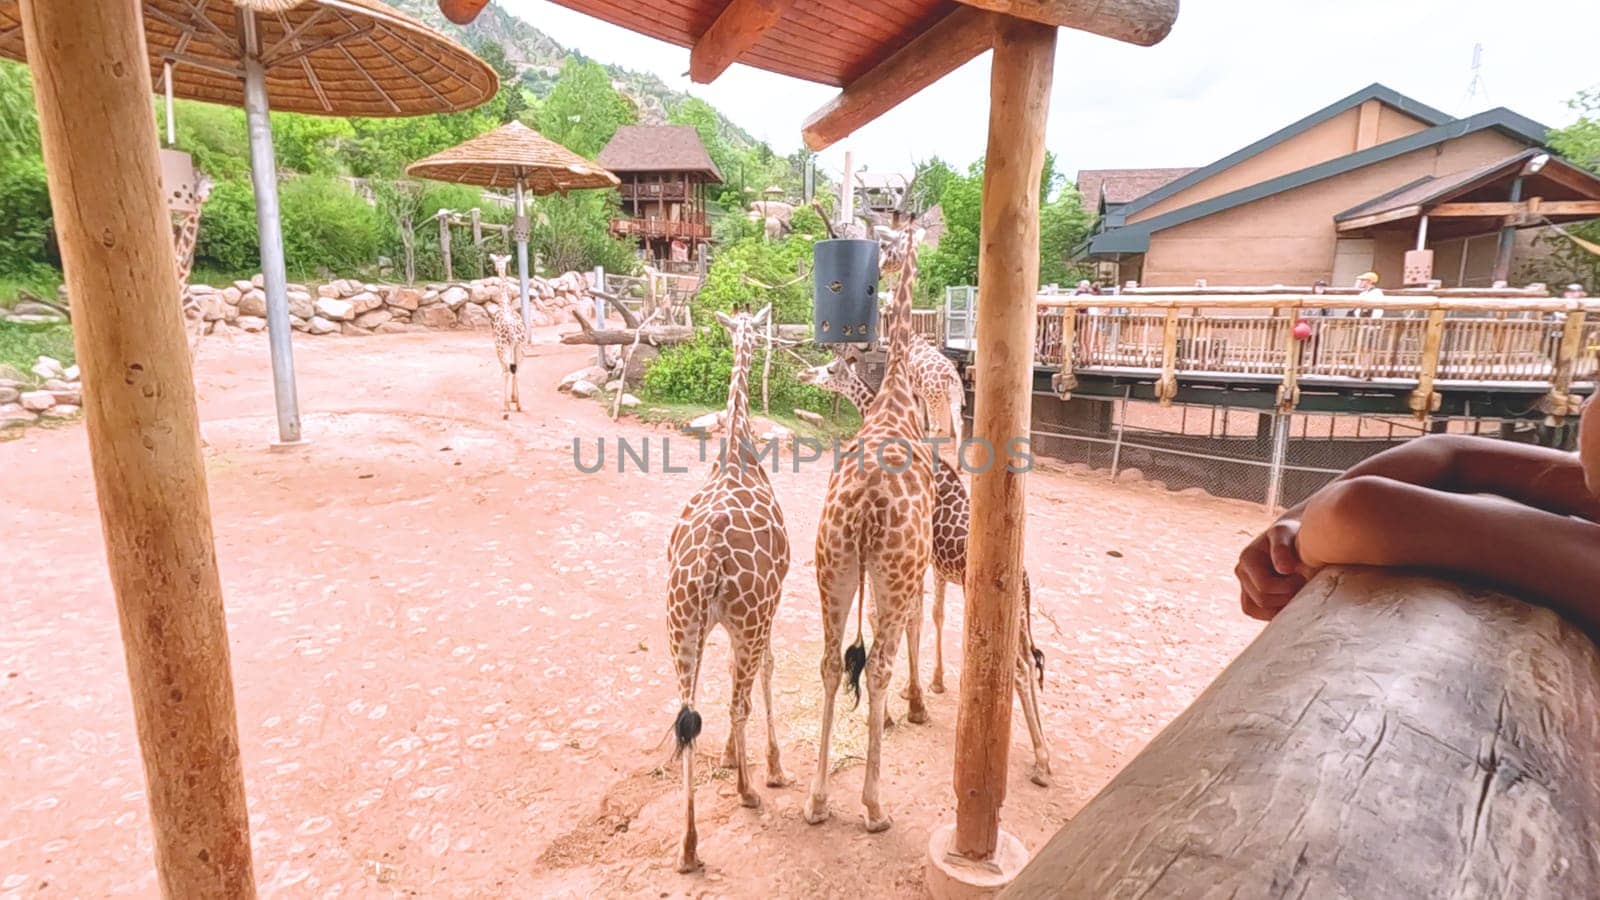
[1358,271,1379,284]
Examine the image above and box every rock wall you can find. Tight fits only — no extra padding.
[185,271,596,338]
[0,355,82,432]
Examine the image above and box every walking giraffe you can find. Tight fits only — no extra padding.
[664,303,791,873]
[799,354,1054,786]
[487,253,531,419]
[805,229,936,833]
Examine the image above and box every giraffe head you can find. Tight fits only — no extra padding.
[875,226,926,278]
[713,303,771,342]
[489,253,512,279]
[797,356,844,389]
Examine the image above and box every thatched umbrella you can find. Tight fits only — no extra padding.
[0,0,498,444]
[407,120,619,328]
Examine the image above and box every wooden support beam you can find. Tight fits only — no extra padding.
[18,0,256,895]
[801,6,996,151]
[1407,308,1446,419]
[1431,200,1600,217]
[948,14,1055,871]
[953,0,1177,45]
[1004,569,1600,898]
[689,0,797,84]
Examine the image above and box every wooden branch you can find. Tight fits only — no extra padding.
[689,0,797,84]
[1007,569,1600,898]
[801,6,996,151]
[591,289,641,329]
[563,309,694,346]
[20,0,256,894]
[953,0,1178,46]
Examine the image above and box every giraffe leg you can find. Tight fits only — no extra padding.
[511,345,523,412]
[1015,640,1052,788]
[761,645,792,788]
[803,548,856,826]
[901,584,928,725]
[930,576,947,694]
[861,564,912,834]
[496,343,511,420]
[727,633,762,809]
[667,587,708,873]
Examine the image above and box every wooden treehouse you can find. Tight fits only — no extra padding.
[597,124,721,272]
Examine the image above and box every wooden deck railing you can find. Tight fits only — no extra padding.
[964,292,1598,417]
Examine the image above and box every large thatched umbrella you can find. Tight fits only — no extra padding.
[0,0,498,445]
[406,120,618,328]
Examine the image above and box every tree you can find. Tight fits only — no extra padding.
[0,60,39,162]
[533,59,635,158]
[1523,89,1600,291]
[474,41,528,124]
[271,112,354,175]
[910,156,956,216]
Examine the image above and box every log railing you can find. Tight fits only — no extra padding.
[1003,569,1600,899]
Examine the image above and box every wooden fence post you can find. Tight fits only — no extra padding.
[1052,307,1077,398]
[19,0,257,894]
[1408,308,1447,419]
[1156,306,1180,405]
[1544,309,1589,420]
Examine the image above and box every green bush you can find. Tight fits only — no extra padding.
[197,176,382,278]
[0,155,53,276]
[0,320,74,375]
[196,179,260,273]
[693,231,816,324]
[641,325,833,413]
[529,191,638,277]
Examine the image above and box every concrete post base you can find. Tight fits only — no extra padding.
[925,823,1029,900]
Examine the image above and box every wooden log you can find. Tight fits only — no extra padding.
[1408,308,1447,418]
[953,0,1177,46]
[561,310,695,346]
[18,0,257,896]
[801,6,996,151]
[689,0,798,83]
[1004,568,1600,899]
[951,15,1055,863]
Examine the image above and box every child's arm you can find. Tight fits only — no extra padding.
[1237,435,1595,620]
[1296,475,1600,634]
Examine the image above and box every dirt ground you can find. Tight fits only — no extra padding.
[0,328,1270,898]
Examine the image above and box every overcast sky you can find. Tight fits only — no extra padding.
[502,0,1599,186]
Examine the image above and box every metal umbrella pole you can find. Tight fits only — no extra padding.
[514,174,532,329]
[239,9,302,445]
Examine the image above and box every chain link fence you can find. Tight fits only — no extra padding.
[1019,392,1571,509]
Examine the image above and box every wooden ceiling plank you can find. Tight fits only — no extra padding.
[953,0,1177,46]
[801,6,996,151]
[689,0,798,83]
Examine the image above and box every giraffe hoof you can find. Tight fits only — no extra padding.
[740,791,761,810]
[765,769,794,789]
[721,751,738,769]
[864,812,893,834]
[676,855,704,874]
[930,677,946,694]
[906,706,929,726]
[1030,767,1052,788]
[802,796,830,825]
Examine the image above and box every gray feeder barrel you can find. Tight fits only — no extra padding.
[813,238,879,344]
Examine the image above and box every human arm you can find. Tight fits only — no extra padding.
[1295,475,1600,635]
[1237,434,1596,620]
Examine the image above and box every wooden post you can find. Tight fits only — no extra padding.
[439,211,453,282]
[1156,306,1180,405]
[1409,308,1447,419]
[1052,307,1077,397]
[19,1,256,895]
[1546,309,1588,420]
[1492,177,1525,285]
[946,14,1055,873]
[1003,569,1600,898]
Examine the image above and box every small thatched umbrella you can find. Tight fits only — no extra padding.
[0,0,498,444]
[407,120,619,328]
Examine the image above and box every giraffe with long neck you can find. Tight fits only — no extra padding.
[804,230,936,833]
[800,354,1054,786]
[664,304,791,873]
[488,253,530,419]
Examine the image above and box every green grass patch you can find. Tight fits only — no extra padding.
[623,397,861,442]
[0,269,63,310]
[0,320,73,380]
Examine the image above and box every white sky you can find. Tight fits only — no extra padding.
[502,0,1600,185]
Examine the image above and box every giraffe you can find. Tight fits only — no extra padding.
[799,354,1053,786]
[172,173,212,357]
[487,253,532,420]
[874,226,965,462]
[664,303,792,873]
[804,228,936,833]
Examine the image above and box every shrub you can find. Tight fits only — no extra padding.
[0,155,53,276]
[197,175,382,278]
[196,178,260,273]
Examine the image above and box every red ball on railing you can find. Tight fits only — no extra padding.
[1292,320,1313,341]
[438,0,490,25]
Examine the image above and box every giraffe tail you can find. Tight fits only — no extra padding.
[844,562,867,709]
[670,705,703,762]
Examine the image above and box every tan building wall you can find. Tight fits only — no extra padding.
[1138,129,1529,287]
[1128,102,1433,224]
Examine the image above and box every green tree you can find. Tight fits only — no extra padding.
[0,60,39,162]
[910,156,956,216]
[533,59,635,158]
[1524,89,1600,291]
[271,113,354,175]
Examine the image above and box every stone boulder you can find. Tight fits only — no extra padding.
[290,316,309,333]
[41,404,78,419]
[238,316,267,333]
[624,345,659,383]
[440,286,470,310]
[620,393,641,409]
[20,390,56,412]
[287,290,315,320]
[251,273,265,288]
[341,323,372,337]
[375,322,426,335]
[238,289,267,318]
[457,304,491,329]
[63,365,79,380]
[32,356,64,380]
[221,286,242,306]
[559,365,612,392]
[48,388,80,406]
[232,279,253,294]
[0,403,36,428]
[347,291,384,315]
[0,386,16,404]
[308,316,339,335]
[317,283,340,298]
[354,308,393,329]
[417,305,456,329]
[314,296,355,321]
[12,300,65,320]
[569,379,600,398]
[387,287,422,311]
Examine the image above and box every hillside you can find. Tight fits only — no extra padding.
[389,0,763,150]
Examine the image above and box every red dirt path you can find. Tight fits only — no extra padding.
[0,329,1269,897]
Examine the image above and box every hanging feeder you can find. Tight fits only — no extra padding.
[813,238,879,344]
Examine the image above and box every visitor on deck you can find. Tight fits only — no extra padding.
[1355,271,1385,318]
[1565,283,1587,300]
[1236,397,1600,634]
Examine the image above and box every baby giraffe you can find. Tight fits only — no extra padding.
[665,304,791,873]
[800,354,1053,786]
[488,253,530,419]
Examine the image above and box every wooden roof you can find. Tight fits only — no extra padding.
[535,0,1178,150]
[1076,167,1196,213]
[597,125,723,181]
